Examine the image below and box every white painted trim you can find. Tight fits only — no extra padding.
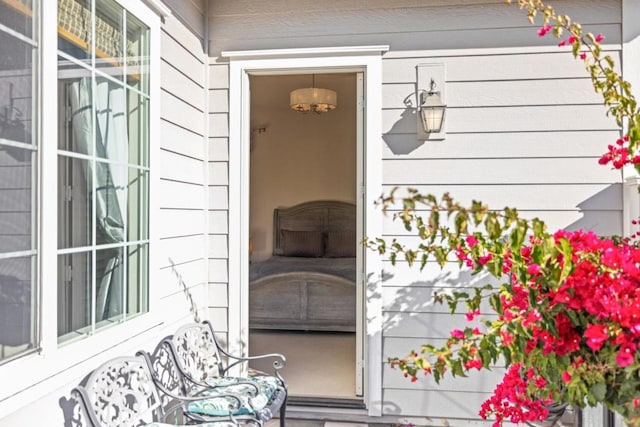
[38,0,58,364]
[142,0,172,18]
[222,45,389,59]
[226,47,384,416]
[381,44,622,59]
[355,71,365,397]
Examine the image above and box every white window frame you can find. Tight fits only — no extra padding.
[223,45,387,416]
[0,0,163,417]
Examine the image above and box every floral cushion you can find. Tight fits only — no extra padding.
[187,375,282,417]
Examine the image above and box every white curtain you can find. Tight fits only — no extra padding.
[69,77,127,321]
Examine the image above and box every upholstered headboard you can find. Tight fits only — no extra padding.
[272,200,356,256]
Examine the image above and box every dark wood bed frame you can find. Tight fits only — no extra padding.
[249,200,357,332]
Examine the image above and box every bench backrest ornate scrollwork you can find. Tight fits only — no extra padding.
[170,322,225,383]
[73,356,163,427]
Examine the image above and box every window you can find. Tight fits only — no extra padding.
[56,0,150,343]
[0,0,39,363]
[0,0,152,362]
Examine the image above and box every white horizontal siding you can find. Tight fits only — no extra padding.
[159,180,206,210]
[158,13,208,329]
[382,131,619,158]
[207,61,230,329]
[384,79,604,109]
[161,25,206,86]
[161,90,205,134]
[206,0,623,421]
[162,0,206,44]
[383,286,495,315]
[209,137,229,161]
[384,49,621,83]
[381,184,622,210]
[383,105,617,135]
[161,59,205,112]
[161,120,205,160]
[383,364,505,392]
[384,158,621,185]
[159,209,206,238]
[382,388,492,419]
[159,234,206,266]
[209,210,228,234]
[382,210,623,236]
[209,0,620,55]
[160,150,204,185]
[208,259,228,283]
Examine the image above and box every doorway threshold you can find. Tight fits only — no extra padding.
[288,396,366,410]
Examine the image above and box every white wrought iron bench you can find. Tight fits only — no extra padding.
[72,354,246,427]
[152,321,288,427]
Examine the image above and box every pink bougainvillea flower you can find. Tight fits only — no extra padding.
[478,253,493,265]
[616,343,636,367]
[561,371,572,384]
[466,235,479,247]
[595,33,605,42]
[466,309,481,321]
[450,329,465,340]
[584,324,608,351]
[580,52,587,60]
[465,358,483,370]
[537,25,552,37]
[527,264,541,275]
[568,35,577,43]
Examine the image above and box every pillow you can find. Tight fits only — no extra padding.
[281,229,324,257]
[325,230,356,258]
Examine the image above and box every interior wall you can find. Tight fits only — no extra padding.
[249,73,357,262]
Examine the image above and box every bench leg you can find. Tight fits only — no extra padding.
[279,394,287,427]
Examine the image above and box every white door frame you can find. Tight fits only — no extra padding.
[223,45,387,415]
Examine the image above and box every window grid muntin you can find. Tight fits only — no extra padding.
[0,0,39,364]
[0,22,37,47]
[58,51,150,101]
[56,0,149,342]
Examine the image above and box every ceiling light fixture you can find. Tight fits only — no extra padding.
[290,75,337,114]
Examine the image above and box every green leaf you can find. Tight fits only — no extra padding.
[590,383,607,402]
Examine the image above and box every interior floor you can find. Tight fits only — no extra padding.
[249,330,357,399]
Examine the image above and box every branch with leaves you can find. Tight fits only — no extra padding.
[508,0,640,169]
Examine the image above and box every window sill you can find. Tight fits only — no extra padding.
[0,312,163,419]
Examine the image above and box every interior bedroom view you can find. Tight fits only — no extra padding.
[247,72,362,405]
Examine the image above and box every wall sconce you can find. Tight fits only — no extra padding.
[419,79,446,133]
[416,63,446,140]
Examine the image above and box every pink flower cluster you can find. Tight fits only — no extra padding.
[454,229,640,425]
[479,364,551,426]
[599,135,640,169]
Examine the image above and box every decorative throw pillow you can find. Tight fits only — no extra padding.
[281,229,324,257]
[325,230,356,258]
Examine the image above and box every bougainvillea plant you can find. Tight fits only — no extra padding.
[367,1,640,426]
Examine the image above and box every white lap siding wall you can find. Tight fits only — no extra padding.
[206,0,623,423]
[157,13,213,334]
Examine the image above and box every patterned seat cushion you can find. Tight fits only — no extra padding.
[187,375,283,417]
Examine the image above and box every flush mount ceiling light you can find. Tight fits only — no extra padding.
[290,75,337,114]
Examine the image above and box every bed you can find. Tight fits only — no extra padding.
[249,200,357,332]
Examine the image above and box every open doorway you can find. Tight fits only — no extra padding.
[247,72,363,403]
